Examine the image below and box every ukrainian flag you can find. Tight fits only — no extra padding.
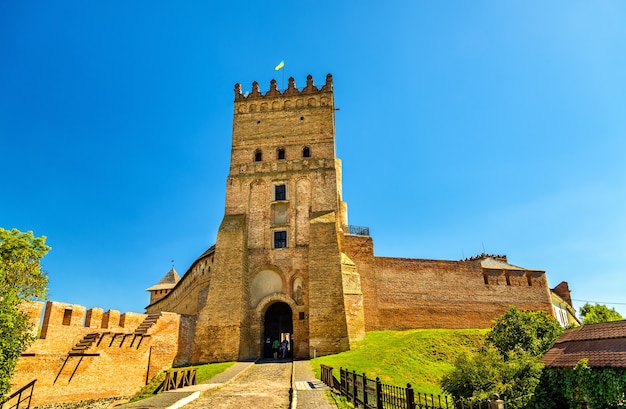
[275,60,285,71]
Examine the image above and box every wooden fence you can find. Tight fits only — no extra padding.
[158,367,197,392]
[321,365,504,409]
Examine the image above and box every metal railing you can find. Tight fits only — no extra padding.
[320,366,504,409]
[344,225,370,236]
[0,380,36,409]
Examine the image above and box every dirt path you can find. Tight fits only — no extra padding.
[184,362,292,409]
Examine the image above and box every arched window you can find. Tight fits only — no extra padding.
[254,149,262,162]
[277,148,285,160]
[302,147,310,158]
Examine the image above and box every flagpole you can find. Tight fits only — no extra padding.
[275,60,285,91]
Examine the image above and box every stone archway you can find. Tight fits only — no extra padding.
[263,302,293,358]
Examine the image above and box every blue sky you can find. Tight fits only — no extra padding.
[1,1,625,318]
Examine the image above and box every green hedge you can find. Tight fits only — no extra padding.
[529,360,626,409]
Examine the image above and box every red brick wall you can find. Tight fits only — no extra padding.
[344,235,553,331]
[372,257,552,329]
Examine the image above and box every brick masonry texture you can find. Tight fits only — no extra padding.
[11,73,555,405]
[10,301,181,406]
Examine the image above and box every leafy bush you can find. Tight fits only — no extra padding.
[486,306,562,359]
[441,306,562,409]
[441,347,543,409]
[529,360,626,409]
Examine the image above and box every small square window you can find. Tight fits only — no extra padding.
[275,184,286,201]
[299,312,305,320]
[274,231,287,248]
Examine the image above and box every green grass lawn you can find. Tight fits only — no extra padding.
[195,361,236,383]
[311,329,487,396]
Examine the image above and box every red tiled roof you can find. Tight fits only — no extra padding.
[542,320,626,368]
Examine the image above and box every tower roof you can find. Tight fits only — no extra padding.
[145,267,180,292]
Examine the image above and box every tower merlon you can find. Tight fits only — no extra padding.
[235,73,333,101]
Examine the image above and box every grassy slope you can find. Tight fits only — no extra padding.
[311,329,487,396]
[195,361,236,383]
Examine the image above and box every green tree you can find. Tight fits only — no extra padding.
[486,306,562,359]
[441,307,562,409]
[579,303,623,324]
[0,228,50,399]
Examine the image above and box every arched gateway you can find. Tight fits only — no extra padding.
[263,302,293,358]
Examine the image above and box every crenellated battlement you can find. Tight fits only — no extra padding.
[235,73,333,101]
[233,74,334,115]
[463,253,508,262]
[31,301,148,340]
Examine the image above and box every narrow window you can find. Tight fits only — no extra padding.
[275,184,286,201]
[277,148,285,160]
[254,150,262,162]
[302,147,310,158]
[62,309,72,326]
[274,231,287,248]
[299,312,305,320]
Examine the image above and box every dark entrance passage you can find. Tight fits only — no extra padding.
[263,302,293,358]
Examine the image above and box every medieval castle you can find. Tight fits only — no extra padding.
[144,73,558,361]
[10,74,572,406]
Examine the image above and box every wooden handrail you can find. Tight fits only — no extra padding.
[161,368,197,392]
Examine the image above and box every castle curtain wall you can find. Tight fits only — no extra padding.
[10,301,181,407]
[381,258,550,329]
[345,237,553,330]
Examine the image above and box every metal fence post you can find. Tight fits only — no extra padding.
[363,372,368,407]
[328,366,334,389]
[376,377,383,409]
[340,367,345,395]
[352,370,358,405]
[405,383,415,409]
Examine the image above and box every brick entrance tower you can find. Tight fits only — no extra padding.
[146,73,557,363]
[187,74,365,362]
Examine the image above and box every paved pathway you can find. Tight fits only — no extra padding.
[185,362,291,409]
[292,360,337,409]
[117,360,338,409]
